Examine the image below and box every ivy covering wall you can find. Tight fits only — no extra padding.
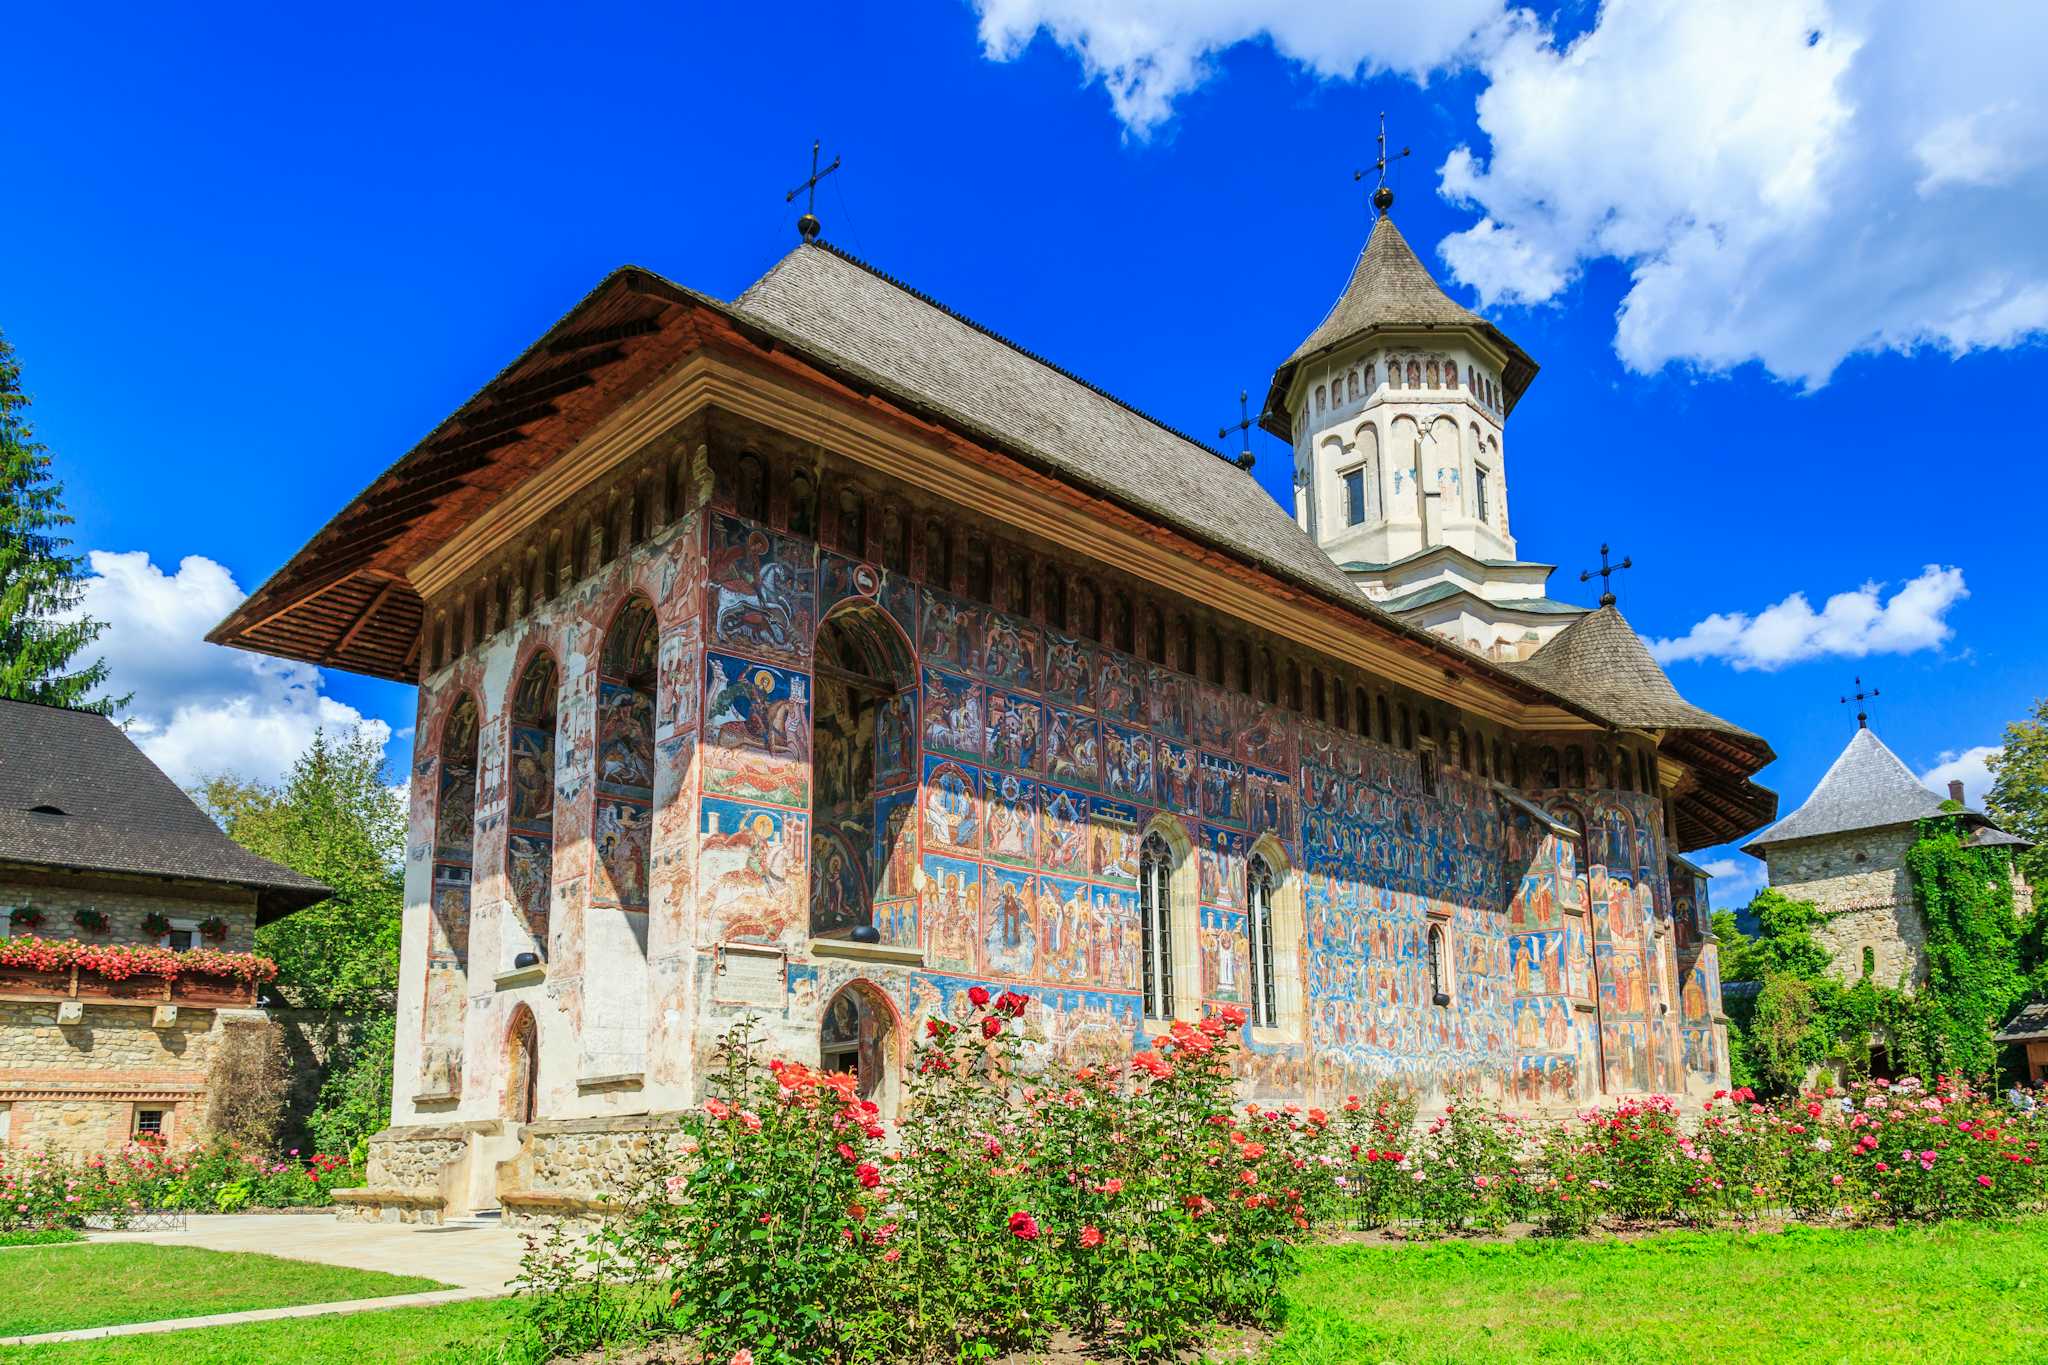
[1720,814,2039,1094]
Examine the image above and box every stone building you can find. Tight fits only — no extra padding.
[211,196,1777,1222]
[1744,723,2033,988]
[0,699,328,1154]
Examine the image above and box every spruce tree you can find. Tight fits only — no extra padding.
[0,328,117,713]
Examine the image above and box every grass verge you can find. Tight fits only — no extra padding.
[0,1227,84,1248]
[1261,1219,2048,1363]
[0,1297,519,1364]
[0,1243,446,1337]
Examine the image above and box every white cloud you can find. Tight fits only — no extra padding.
[69,550,391,789]
[1918,744,1999,810]
[976,0,2048,383]
[1442,0,2048,384]
[970,0,1505,137]
[1647,565,1967,672]
[1697,855,1765,912]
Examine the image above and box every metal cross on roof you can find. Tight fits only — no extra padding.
[1579,544,1632,607]
[1353,111,1410,217]
[1218,390,1255,471]
[786,140,842,242]
[1841,676,1880,730]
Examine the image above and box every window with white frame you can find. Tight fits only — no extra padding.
[1474,465,1491,523]
[159,918,201,950]
[1342,467,1367,526]
[1139,832,1177,1021]
[1427,924,1450,1005]
[1246,855,1278,1029]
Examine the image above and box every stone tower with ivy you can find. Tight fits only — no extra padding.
[1745,724,2033,989]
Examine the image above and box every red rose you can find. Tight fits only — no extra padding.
[1079,1224,1103,1249]
[857,1163,882,1189]
[1007,1210,1040,1240]
[968,985,992,1008]
[982,1017,1003,1040]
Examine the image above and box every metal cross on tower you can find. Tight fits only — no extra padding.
[1353,111,1410,217]
[1841,677,1880,730]
[1218,390,1255,471]
[1580,544,1632,607]
[786,140,842,242]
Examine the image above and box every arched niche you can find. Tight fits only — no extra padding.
[505,652,559,962]
[810,600,919,945]
[503,1004,540,1124]
[594,597,657,913]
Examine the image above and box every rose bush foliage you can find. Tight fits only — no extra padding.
[0,1139,356,1229]
[516,991,2048,1364]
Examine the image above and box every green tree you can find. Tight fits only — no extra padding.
[200,727,405,1014]
[1987,697,2048,888]
[0,329,119,712]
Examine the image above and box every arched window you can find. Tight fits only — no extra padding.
[1310,668,1326,722]
[1140,831,1179,1021]
[1539,745,1561,788]
[594,598,657,913]
[1427,359,1440,387]
[1376,695,1391,743]
[1467,365,1477,393]
[1078,579,1101,641]
[736,453,767,520]
[1407,359,1422,387]
[1315,384,1327,412]
[1176,617,1196,674]
[1353,687,1369,736]
[1596,747,1613,789]
[1346,369,1360,401]
[1205,627,1224,685]
[1142,604,1165,663]
[1427,924,1448,1005]
[1441,358,1458,390]
[1285,662,1302,713]
[1247,854,1278,1029]
[506,653,559,962]
[835,489,866,557]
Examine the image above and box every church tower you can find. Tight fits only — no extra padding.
[1260,184,1581,661]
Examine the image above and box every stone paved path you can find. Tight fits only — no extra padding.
[0,1212,525,1347]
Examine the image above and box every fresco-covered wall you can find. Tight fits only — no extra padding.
[392,485,1727,1131]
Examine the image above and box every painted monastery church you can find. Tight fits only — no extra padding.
[213,192,1778,1222]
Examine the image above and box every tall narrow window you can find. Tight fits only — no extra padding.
[1344,467,1366,525]
[1247,856,1278,1029]
[1140,832,1176,1020]
[1475,466,1491,522]
[594,599,657,913]
[1427,925,1448,1005]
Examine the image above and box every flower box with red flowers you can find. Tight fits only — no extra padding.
[0,936,276,1006]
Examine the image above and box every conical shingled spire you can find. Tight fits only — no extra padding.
[1743,728,1952,854]
[1259,214,1539,439]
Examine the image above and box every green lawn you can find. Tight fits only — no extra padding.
[0,1298,518,1365]
[0,1243,447,1338]
[1262,1220,2048,1363]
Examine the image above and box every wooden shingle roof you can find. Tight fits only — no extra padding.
[0,699,328,921]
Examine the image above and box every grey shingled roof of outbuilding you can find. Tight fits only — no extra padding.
[0,698,329,922]
[1742,727,1954,855]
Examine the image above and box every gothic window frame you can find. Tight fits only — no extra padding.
[1138,819,1198,1025]
[1427,923,1451,1007]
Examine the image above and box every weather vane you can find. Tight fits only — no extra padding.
[1580,544,1632,607]
[1353,111,1410,217]
[1218,390,1255,471]
[786,140,841,243]
[1841,677,1880,730]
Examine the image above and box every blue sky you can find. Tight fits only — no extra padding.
[6,0,2045,906]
